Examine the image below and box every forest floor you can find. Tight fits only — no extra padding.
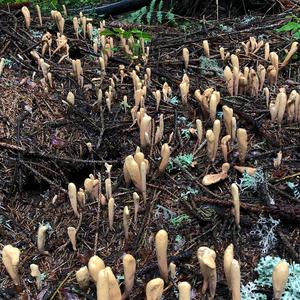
[0,2,300,300]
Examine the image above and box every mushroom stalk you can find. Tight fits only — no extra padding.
[231,183,240,226]
[155,230,169,282]
[231,259,241,300]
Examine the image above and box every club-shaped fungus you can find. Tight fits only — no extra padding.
[155,230,169,282]
[209,92,220,121]
[212,120,221,161]
[231,183,240,227]
[281,42,298,67]
[264,42,270,60]
[97,268,109,300]
[124,155,141,189]
[106,267,122,300]
[221,135,231,162]
[68,182,80,217]
[36,5,42,26]
[66,91,75,106]
[223,243,234,290]
[203,40,210,57]
[196,119,203,144]
[123,206,130,242]
[178,281,191,300]
[30,264,42,290]
[220,47,225,60]
[272,260,289,300]
[76,266,90,289]
[2,245,21,285]
[224,66,233,96]
[223,106,233,137]
[123,254,136,297]
[37,223,51,253]
[67,226,77,251]
[88,255,105,282]
[159,143,170,174]
[257,64,266,90]
[0,58,5,76]
[180,81,189,105]
[269,52,279,82]
[206,130,215,162]
[169,262,176,280]
[197,246,217,298]
[108,197,115,230]
[146,278,164,300]
[162,82,172,101]
[132,192,140,224]
[140,114,152,147]
[22,6,31,30]
[237,128,247,164]
[182,48,189,69]
[276,91,287,124]
[231,259,241,300]
[77,188,86,207]
[274,151,282,168]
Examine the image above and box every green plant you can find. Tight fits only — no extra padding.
[126,0,175,25]
[167,153,193,172]
[100,27,151,58]
[277,15,300,40]
[170,214,191,227]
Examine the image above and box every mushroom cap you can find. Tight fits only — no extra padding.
[30,264,40,277]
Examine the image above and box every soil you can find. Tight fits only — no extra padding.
[0,2,300,300]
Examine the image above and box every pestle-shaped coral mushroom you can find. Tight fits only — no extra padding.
[197,246,217,298]
[224,244,234,290]
[178,281,191,300]
[155,230,169,282]
[231,259,241,300]
[68,182,80,217]
[76,266,90,289]
[88,255,105,282]
[97,268,109,300]
[123,254,136,298]
[106,267,122,300]
[159,143,170,174]
[272,260,289,300]
[146,278,164,300]
[21,6,31,30]
[2,245,21,285]
[231,183,240,227]
[30,264,42,290]
[37,223,51,253]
